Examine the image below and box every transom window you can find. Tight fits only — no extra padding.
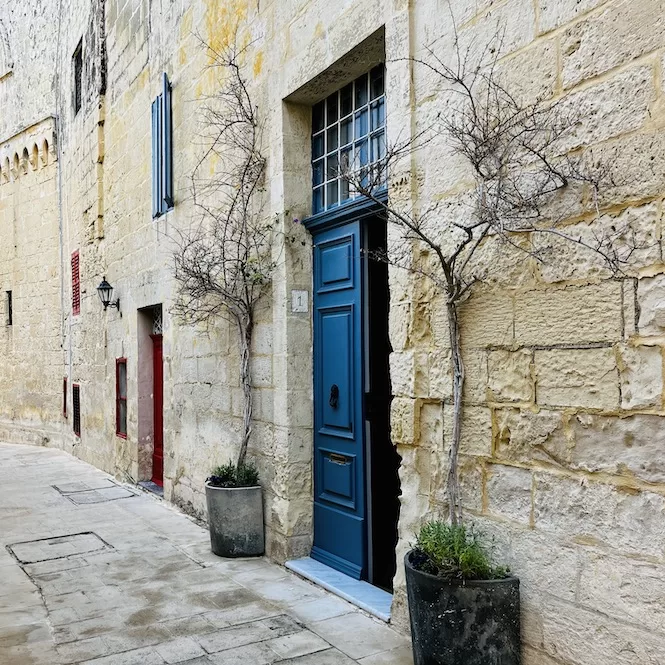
[312,65,386,214]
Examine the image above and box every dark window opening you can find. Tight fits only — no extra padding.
[73,39,83,115]
[71,250,80,315]
[6,290,12,326]
[63,377,67,417]
[116,358,127,438]
[72,384,81,436]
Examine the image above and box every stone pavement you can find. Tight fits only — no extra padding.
[0,443,412,665]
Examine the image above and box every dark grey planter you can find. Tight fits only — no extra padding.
[205,483,264,557]
[405,550,521,665]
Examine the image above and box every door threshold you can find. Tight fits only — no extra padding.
[138,480,164,498]
[286,557,392,622]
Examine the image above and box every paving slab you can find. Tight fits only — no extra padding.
[0,443,412,665]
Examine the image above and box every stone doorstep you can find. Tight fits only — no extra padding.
[137,481,165,498]
[285,558,392,622]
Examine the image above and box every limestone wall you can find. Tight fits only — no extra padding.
[0,119,61,447]
[387,1,665,661]
[1,1,665,661]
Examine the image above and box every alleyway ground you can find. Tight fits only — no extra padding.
[0,443,412,665]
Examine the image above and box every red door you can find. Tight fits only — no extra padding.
[151,334,164,486]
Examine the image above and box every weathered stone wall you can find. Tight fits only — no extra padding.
[0,118,61,447]
[1,1,665,661]
[0,4,62,448]
[387,1,665,661]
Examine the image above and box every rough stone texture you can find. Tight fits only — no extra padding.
[514,283,623,346]
[569,412,665,484]
[616,343,663,409]
[541,598,665,665]
[534,203,662,283]
[561,2,665,88]
[485,464,533,525]
[537,0,607,34]
[535,347,619,409]
[637,274,665,336]
[488,349,533,403]
[577,549,665,633]
[494,408,569,466]
[443,404,492,457]
[534,473,665,558]
[557,64,655,153]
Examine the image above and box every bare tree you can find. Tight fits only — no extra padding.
[173,42,273,469]
[342,28,641,524]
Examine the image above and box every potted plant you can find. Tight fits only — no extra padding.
[206,461,264,557]
[405,521,519,665]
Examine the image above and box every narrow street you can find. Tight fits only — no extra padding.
[0,443,412,665]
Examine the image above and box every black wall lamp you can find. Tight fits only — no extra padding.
[97,277,121,314]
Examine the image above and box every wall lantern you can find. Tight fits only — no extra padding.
[97,277,120,313]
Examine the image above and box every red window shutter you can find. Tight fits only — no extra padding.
[71,251,80,316]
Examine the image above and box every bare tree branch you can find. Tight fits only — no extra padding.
[340,13,644,524]
[173,39,274,469]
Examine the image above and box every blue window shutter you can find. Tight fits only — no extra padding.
[162,73,174,209]
[151,98,159,218]
[156,94,163,216]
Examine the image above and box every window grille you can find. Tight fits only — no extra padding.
[72,384,81,436]
[5,290,11,326]
[152,73,174,218]
[63,377,67,417]
[73,40,83,115]
[116,359,127,438]
[311,65,386,214]
[71,251,80,315]
[152,307,163,335]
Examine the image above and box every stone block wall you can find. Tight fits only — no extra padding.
[0,118,62,448]
[388,2,665,662]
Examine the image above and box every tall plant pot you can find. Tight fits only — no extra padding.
[205,483,265,557]
[405,551,520,665]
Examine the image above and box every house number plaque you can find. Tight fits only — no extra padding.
[291,290,309,313]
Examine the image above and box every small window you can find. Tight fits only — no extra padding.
[71,250,80,315]
[5,290,12,326]
[72,384,81,436]
[63,377,67,417]
[116,358,127,438]
[73,39,83,115]
[152,73,174,218]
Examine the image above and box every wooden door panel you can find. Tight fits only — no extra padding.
[311,221,366,580]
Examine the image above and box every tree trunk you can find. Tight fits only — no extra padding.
[446,299,465,525]
[236,314,253,469]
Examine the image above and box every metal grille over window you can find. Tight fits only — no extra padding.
[116,359,127,438]
[152,307,163,335]
[5,290,11,326]
[72,384,81,436]
[71,251,80,316]
[73,40,83,115]
[311,65,386,214]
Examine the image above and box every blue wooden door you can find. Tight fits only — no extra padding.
[311,221,366,579]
